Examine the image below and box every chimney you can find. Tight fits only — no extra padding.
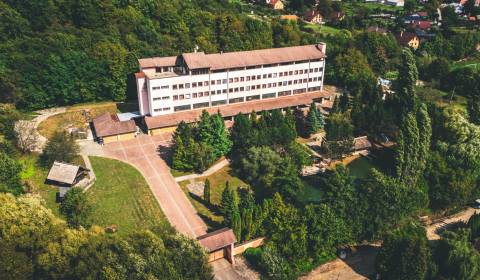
[316,42,326,55]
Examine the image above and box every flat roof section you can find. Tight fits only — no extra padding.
[145,89,334,129]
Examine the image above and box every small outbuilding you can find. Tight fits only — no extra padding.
[92,113,137,144]
[46,161,89,200]
[353,136,372,154]
[197,228,237,264]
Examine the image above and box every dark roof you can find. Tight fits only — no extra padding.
[139,44,326,71]
[197,228,236,252]
[395,32,418,45]
[47,161,87,185]
[92,113,136,137]
[145,90,333,129]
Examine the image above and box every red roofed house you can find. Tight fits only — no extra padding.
[304,9,324,24]
[395,31,420,49]
[409,20,432,30]
[266,0,284,10]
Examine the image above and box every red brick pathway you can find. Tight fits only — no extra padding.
[102,134,207,237]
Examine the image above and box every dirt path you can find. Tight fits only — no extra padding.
[31,108,66,152]
[175,158,230,182]
[426,207,479,240]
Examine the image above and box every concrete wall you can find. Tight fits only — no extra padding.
[102,132,136,143]
[233,237,265,255]
[149,126,176,136]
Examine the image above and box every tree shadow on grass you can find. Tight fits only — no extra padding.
[188,192,224,231]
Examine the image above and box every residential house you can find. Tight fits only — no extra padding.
[353,136,372,155]
[409,20,432,30]
[395,31,420,49]
[266,0,284,10]
[304,9,324,24]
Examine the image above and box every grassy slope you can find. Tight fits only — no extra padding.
[178,166,249,229]
[88,156,167,235]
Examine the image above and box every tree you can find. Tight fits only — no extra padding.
[209,113,232,157]
[434,229,480,280]
[203,179,211,205]
[60,187,92,228]
[404,0,417,14]
[232,210,242,241]
[376,224,431,280]
[468,213,480,240]
[323,113,354,159]
[0,152,22,195]
[238,146,283,192]
[305,102,324,136]
[13,120,38,153]
[40,131,79,167]
[220,182,238,227]
[396,48,419,117]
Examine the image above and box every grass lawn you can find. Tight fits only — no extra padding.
[347,156,375,179]
[20,153,86,216]
[298,176,324,204]
[303,23,343,36]
[451,58,480,72]
[87,156,167,235]
[416,85,467,109]
[38,101,138,139]
[178,166,249,230]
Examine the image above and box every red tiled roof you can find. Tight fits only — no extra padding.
[92,113,136,137]
[197,228,236,252]
[353,136,372,150]
[409,20,431,30]
[145,90,333,129]
[138,56,178,69]
[182,45,326,70]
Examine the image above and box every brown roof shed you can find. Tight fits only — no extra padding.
[197,228,237,253]
[92,113,136,138]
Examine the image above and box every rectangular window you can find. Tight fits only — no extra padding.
[229,78,233,83]
[204,81,209,86]
[193,93,197,98]
[229,97,244,104]
[222,89,227,94]
[223,79,227,84]
[192,82,197,88]
[289,71,293,76]
[299,70,303,74]
[257,75,261,79]
[303,78,307,83]
[246,76,251,81]
[212,100,227,106]
[198,92,203,97]
[310,69,314,73]
[154,108,162,112]
[309,78,313,82]
[163,107,170,111]
[268,73,272,78]
[174,104,191,112]
[173,95,178,101]
[211,80,215,85]
[246,86,250,91]
[234,77,239,82]
[234,87,239,92]
[185,94,191,99]
[211,91,215,95]
[179,84,184,89]
[252,75,256,80]
[193,102,209,109]
[179,94,185,100]
[217,90,221,94]
[240,77,244,82]
[262,84,266,89]
[246,95,260,101]
[198,82,203,87]
[173,85,178,90]
[288,80,292,85]
[152,86,161,90]
[294,70,298,75]
[229,88,233,93]
[314,68,319,72]
[217,79,221,84]
[162,96,170,100]
[278,90,292,97]
[204,91,209,96]
[279,72,283,77]
[153,97,161,101]
[263,74,267,79]
[273,73,277,78]
[185,83,190,89]
[262,92,276,99]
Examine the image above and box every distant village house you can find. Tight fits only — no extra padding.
[266,0,284,10]
[395,31,420,49]
[304,10,323,24]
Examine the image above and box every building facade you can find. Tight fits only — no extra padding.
[136,44,326,117]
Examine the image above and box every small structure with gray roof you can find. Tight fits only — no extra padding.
[46,161,89,200]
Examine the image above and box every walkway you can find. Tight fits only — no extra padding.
[100,134,207,238]
[175,158,230,182]
[31,107,66,152]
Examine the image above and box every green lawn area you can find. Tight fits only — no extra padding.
[451,58,480,72]
[178,166,249,230]
[347,156,375,179]
[303,23,343,35]
[20,154,61,216]
[416,85,467,109]
[87,156,167,235]
[298,176,324,204]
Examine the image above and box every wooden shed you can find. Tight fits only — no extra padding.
[46,161,89,200]
[92,113,137,144]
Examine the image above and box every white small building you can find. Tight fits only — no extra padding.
[386,0,404,6]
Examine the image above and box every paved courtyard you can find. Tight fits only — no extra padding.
[101,133,207,238]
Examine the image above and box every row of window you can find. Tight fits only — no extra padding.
[169,76,323,101]
[153,96,170,101]
[152,85,169,90]
[169,67,324,90]
[153,107,170,112]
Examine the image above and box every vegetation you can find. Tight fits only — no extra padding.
[171,111,231,173]
[0,193,212,280]
[40,131,80,167]
[87,157,167,235]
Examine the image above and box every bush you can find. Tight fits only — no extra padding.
[40,131,79,167]
[60,187,92,228]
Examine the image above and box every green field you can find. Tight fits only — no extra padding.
[87,156,167,235]
[416,85,467,109]
[178,166,249,229]
[303,23,343,35]
[348,156,375,179]
[451,58,480,71]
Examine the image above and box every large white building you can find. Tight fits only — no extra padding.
[135,44,327,117]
